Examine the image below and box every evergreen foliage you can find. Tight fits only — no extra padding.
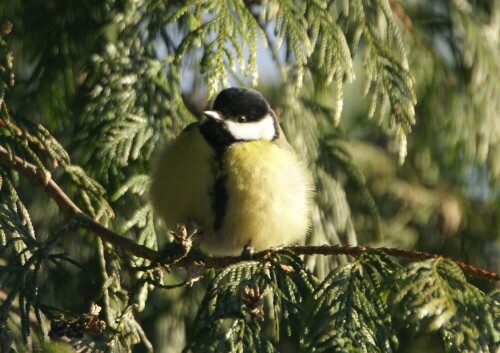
[390,259,498,352]
[0,0,499,352]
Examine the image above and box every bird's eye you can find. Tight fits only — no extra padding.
[237,116,247,123]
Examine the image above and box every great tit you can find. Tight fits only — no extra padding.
[150,87,314,256]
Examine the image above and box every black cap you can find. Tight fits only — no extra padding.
[213,87,271,122]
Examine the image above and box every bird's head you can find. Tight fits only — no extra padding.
[202,87,279,142]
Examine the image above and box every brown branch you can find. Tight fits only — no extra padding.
[0,145,157,260]
[175,245,500,282]
[1,144,499,282]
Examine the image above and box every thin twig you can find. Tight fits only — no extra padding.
[145,278,190,290]
[1,144,499,282]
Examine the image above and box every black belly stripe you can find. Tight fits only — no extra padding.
[213,174,228,231]
[198,121,233,233]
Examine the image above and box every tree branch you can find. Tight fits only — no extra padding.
[0,144,157,260]
[175,245,500,281]
[1,144,499,282]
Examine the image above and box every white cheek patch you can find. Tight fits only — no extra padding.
[225,114,276,141]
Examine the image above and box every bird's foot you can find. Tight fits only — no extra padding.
[240,240,255,260]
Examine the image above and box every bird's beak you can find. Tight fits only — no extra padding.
[203,110,223,121]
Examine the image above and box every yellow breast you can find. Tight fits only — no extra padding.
[200,140,314,256]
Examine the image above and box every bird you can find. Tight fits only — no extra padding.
[150,87,314,256]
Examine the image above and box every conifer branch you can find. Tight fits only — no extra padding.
[389,0,413,33]
[0,145,156,260]
[1,144,498,282]
[0,289,40,331]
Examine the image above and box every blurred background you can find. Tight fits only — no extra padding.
[1,0,499,352]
